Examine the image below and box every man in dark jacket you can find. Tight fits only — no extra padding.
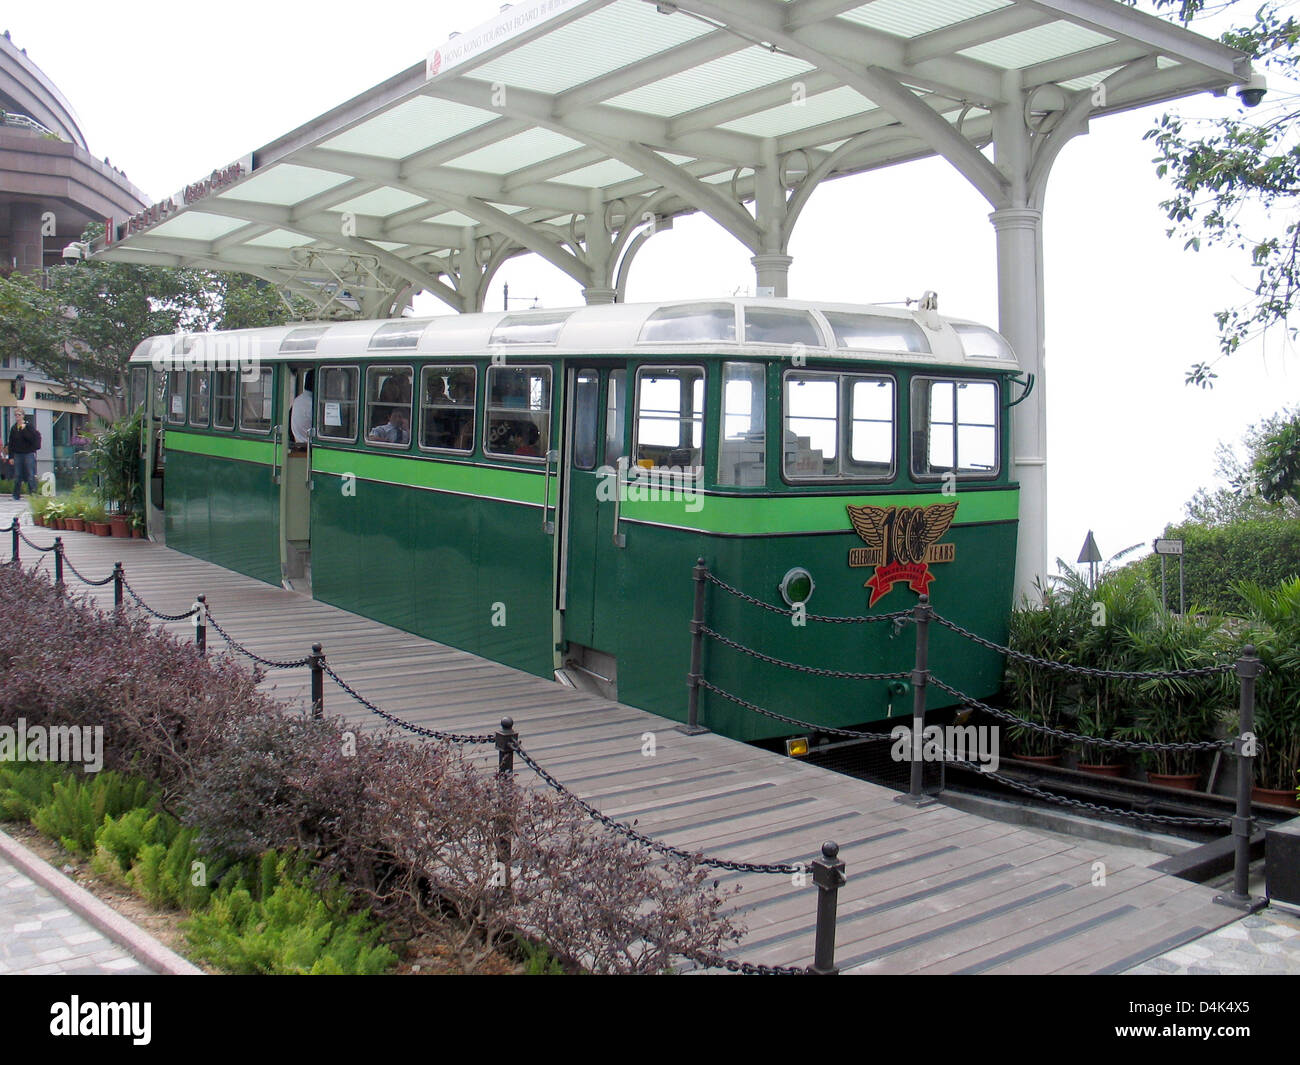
[5,412,40,499]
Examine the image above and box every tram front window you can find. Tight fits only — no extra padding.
[782,370,895,481]
[910,377,998,478]
[718,362,765,487]
[634,366,703,476]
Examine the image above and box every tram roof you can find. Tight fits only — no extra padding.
[129,297,1020,370]
[95,0,1249,315]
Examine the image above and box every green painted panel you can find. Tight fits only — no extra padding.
[311,447,545,506]
[164,430,275,465]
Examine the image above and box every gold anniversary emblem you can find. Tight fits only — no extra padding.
[846,501,958,605]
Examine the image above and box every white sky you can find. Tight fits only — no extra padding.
[6,1,1294,579]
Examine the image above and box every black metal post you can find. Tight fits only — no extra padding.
[494,717,518,886]
[10,521,17,564]
[309,643,324,719]
[896,594,935,806]
[810,841,845,975]
[679,557,709,735]
[194,594,206,655]
[53,536,64,590]
[112,563,124,613]
[1216,645,1266,912]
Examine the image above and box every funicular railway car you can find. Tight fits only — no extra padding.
[129,299,1022,741]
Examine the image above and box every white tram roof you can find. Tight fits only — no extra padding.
[129,298,1018,370]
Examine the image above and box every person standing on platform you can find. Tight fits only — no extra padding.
[291,370,314,447]
[6,412,40,500]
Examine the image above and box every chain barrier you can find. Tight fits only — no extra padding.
[677,945,812,976]
[701,626,912,682]
[321,664,496,745]
[16,529,57,553]
[928,675,1232,754]
[698,679,895,743]
[513,741,803,875]
[942,749,1230,828]
[120,578,200,621]
[204,612,314,669]
[702,571,912,626]
[61,554,116,587]
[932,614,1237,682]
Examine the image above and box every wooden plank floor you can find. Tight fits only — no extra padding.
[3,505,1242,973]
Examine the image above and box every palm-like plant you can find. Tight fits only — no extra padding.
[1233,579,1300,792]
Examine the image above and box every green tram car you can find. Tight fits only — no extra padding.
[129,298,1022,742]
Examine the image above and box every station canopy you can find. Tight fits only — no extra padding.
[95,0,1250,319]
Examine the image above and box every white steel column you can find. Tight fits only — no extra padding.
[991,92,1048,603]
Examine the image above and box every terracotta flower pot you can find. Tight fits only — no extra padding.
[1078,763,1126,777]
[31,514,44,527]
[65,518,85,533]
[1148,772,1201,791]
[91,522,112,536]
[1252,787,1299,810]
[131,526,145,539]
[1015,754,1062,766]
[109,516,130,538]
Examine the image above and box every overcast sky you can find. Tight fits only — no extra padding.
[6,1,1295,583]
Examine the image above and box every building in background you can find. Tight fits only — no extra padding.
[0,29,147,485]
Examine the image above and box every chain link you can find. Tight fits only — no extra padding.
[513,741,802,875]
[701,626,911,682]
[702,571,912,626]
[677,946,813,975]
[321,664,496,744]
[205,613,314,669]
[697,679,895,742]
[928,675,1232,754]
[121,578,200,621]
[61,554,116,587]
[932,614,1238,681]
[16,529,57,553]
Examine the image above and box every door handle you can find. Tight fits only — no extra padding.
[542,448,557,534]
[270,424,281,485]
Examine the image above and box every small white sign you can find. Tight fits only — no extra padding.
[324,402,342,428]
[263,396,273,420]
[171,394,184,415]
[1153,538,1184,556]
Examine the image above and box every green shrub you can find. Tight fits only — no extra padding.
[129,827,212,911]
[0,762,76,821]
[1144,519,1300,615]
[31,771,154,854]
[92,807,177,880]
[182,854,396,975]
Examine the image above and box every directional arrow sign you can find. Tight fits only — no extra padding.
[1153,538,1184,556]
[1077,530,1102,565]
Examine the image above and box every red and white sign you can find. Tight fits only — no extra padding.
[425,0,589,79]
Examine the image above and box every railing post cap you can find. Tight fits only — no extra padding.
[311,642,323,654]
[821,840,839,860]
[1243,644,1257,658]
[500,716,515,732]
[197,593,206,603]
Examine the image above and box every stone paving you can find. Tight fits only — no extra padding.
[1126,908,1300,976]
[0,852,152,975]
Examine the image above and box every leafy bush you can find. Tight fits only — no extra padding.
[92,807,176,879]
[31,771,153,854]
[1143,519,1300,615]
[1233,578,1300,791]
[0,762,75,821]
[129,827,212,911]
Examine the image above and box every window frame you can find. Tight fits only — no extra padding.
[632,363,706,480]
[165,371,187,426]
[238,366,275,436]
[482,363,552,464]
[315,365,361,444]
[780,368,897,484]
[363,364,414,451]
[417,363,477,457]
[909,374,1001,482]
[211,370,237,431]
[716,360,767,488]
[187,370,210,428]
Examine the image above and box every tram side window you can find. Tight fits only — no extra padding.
[910,377,999,479]
[188,371,210,427]
[365,366,413,447]
[717,362,766,487]
[605,370,627,467]
[240,367,275,434]
[634,366,704,476]
[317,367,359,442]
[212,371,237,430]
[128,367,148,413]
[782,370,895,481]
[420,365,475,453]
[485,366,550,460]
[165,372,187,425]
[572,371,600,470]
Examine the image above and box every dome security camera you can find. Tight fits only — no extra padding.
[1237,73,1267,108]
[61,241,89,262]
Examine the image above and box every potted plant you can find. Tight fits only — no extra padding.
[1071,701,1128,776]
[45,499,66,530]
[88,413,143,529]
[63,487,93,533]
[27,494,50,527]
[130,513,146,539]
[1003,582,1087,764]
[1235,579,1300,809]
[83,499,111,536]
[109,511,130,538]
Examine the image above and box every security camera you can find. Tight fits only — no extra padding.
[1237,73,1267,108]
[61,241,89,262]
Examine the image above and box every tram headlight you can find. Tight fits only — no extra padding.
[785,737,810,758]
[779,567,815,607]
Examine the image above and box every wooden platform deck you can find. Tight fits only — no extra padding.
[3,505,1242,974]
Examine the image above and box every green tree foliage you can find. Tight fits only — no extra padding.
[1137,1,1299,384]
[0,224,315,417]
[1254,409,1300,504]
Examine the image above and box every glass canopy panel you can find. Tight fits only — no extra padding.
[952,323,1015,361]
[824,312,930,354]
[489,311,573,345]
[216,164,352,206]
[842,0,1012,38]
[146,212,250,241]
[960,21,1114,69]
[470,0,711,95]
[722,85,881,138]
[607,47,814,118]
[449,128,586,175]
[320,96,493,158]
[639,304,737,344]
[554,158,645,187]
[246,229,312,248]
[423,210,481,227]
[329,187,428,217]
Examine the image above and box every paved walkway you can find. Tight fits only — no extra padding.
[0,851,151,975]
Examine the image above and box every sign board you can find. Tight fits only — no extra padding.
[1153,538,1184,556]
[426,0,588,78]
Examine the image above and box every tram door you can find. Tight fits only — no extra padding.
[558,364,627,696]
[279,365,313,593]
